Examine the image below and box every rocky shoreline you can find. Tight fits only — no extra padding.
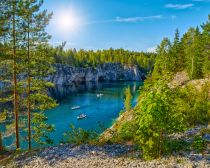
[2,143,209,168]
[1,125,210,168]
[0,126,210,168]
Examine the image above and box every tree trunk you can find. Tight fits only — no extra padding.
[12,1,19,149]
[0,132,3,151]
[191,56,194,79]
[27,16,31,150]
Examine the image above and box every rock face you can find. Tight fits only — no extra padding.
[47,63,144,85]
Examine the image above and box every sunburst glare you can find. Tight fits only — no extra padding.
[53,8,82,36]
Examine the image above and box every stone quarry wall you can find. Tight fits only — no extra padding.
[47,63,144,85]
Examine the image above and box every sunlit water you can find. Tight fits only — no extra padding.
[2,81,142,149]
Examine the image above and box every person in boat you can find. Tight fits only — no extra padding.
[96,93,104,97]
[77,113,87,119]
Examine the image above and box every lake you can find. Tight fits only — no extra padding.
[2,81,142,149]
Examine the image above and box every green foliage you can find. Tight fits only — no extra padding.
[201,16,210,77]
[163,139,190,155]
[182,27,204,79]
[135,79,186,160]
[134,75,209,160]
[30,93,57,111]
[0,0,57,149]
[134,16,210,160]
[124,86,133,111]
[192,135,207,155]
[118,121,137,141]
[153,38,173,78]
[106,121,137,144]
[171,29,185,72]
[32,112,55,145]
[178,82,210,125]
[0,110,6,123]
[152,16,210,80]
[61,125,99,145]
[52,46,156,70]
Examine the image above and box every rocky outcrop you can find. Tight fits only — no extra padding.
[5,143,210,168]
[168,71,210,96]
[47,63,144,85]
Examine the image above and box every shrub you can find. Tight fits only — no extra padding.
[124,86,133,111]
[192,135,207,155]
[118,121,137,141]
[179,82,210,126]
[135,79,186,160]
[61,124,98,145]
[163,139,190,155]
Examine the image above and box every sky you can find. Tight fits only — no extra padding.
[43,0,210,52]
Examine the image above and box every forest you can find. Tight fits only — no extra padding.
[0,0,209,165]
[52,45,156,69]
[110,16,210,160]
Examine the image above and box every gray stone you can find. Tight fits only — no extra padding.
[48,63,144,86]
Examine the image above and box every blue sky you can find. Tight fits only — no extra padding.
[43,0,210,52]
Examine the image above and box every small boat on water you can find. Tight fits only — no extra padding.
[96,93,104,97]
[71,106,80,110]
[77,114,87,120]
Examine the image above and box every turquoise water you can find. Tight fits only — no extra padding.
[2,81,142,149]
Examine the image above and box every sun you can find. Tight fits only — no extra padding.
[54,9,81,35]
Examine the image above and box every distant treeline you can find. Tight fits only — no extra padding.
[51,45,156,69]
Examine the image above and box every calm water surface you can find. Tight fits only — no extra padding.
[3,81,142,149]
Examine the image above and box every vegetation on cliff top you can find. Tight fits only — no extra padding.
[101,15,210,160]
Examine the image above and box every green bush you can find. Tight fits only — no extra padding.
[118,121,137,141]
[192,135,207,155]
[179,83,210,126]
[124,86,133,111]
[61,124,98,145]
[135,79,186,160]
[163,139,190,155]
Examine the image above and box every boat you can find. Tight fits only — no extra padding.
[71,106,80,110]
[96,93,104,97]
[77,114,87,120]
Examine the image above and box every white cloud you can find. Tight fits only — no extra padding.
[115,15,162,23]
[165,3,194,9]
[147,46,157,53]
[85,15,177,25]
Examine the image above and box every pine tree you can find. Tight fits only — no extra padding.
[124,86,133,111]
[172,29,185,71]
[152,38,172,77]
[182,27,204,79]
[0,0,23,149]
[19,0,55,149]
[201,15,210,77]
